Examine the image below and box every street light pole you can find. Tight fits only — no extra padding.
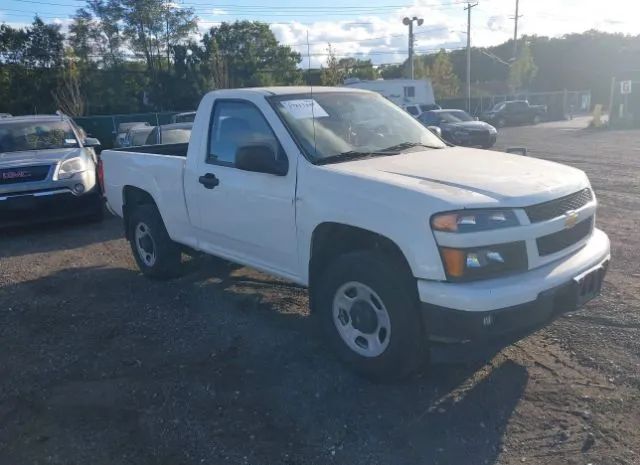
[464,2,478,113]
[403,16,424,79]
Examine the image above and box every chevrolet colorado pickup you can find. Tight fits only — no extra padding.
[102,87,610,380]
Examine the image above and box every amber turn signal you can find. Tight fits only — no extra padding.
[440,248,465,278]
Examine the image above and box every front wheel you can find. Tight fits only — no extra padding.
[316,251,427,381]
[128,204,182,279]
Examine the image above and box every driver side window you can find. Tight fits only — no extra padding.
[207,100,283,166]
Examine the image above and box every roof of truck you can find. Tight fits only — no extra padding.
[213,86,370,96]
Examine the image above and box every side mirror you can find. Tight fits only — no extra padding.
[236,144,288,176]
[427,126,442,138]
[84,137,101,148]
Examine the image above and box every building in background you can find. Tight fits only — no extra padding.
[344,78,437,117]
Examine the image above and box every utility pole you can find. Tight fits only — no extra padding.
[403,16,423,79]
[512,0,522,59]
[465,2,478,113]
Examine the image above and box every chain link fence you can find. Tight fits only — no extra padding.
[439,90,592,121]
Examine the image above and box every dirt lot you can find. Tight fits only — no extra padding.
[1,120,639,465]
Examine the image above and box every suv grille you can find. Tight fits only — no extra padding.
[525,188,593,223]
[0,165,51,185]
[537,217,593,256]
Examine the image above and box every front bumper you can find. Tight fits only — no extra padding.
[0,188,101,228]
[450,131,497,147]
[419,229,610,343]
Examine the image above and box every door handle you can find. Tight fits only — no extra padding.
[198,173,219,189]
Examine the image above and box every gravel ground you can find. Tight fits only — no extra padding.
[1,120,639,465]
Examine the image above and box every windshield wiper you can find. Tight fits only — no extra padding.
[316,150,397,165]
[378,141,441,152]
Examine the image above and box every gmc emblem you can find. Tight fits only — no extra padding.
[2,170,31,180]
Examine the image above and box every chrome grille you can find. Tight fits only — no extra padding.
[525,188,593,223]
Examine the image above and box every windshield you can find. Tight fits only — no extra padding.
[491,102,506,112]
[271,91,446,162]
[438,110,474,123]
[0,120,78,153]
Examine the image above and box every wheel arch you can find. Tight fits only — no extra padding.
[122,185,158,240]
[308,222,416,314]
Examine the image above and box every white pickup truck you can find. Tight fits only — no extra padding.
[102,87,610,379]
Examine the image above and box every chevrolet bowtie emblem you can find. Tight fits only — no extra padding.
[564,210,579,229]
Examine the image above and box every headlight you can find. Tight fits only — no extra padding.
[57,157,88,179]
[439,242,528,281]
[431,209,519,233]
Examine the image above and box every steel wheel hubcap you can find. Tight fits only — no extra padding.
[332,281,391,357]
[135,222,156,267]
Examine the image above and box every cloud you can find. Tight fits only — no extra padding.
[211,8,228,16]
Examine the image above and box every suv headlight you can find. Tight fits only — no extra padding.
[57,157,88,180]
[431,209,519,233]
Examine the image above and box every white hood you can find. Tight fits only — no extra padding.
[322,146,590,206]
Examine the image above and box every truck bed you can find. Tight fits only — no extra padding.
[109,142,189,157]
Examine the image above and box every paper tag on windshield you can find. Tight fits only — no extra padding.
[64,139,77,145]
[281,99,329,119]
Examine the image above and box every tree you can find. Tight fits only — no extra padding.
[320,43,343,86]
[118,0,197,73]
[52,52,85,116]
[202,21,301,88]
[508,41,538,91]
[337,57,377,80]
[426,50,460,99]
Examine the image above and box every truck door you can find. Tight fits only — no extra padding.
[183,98,299,280]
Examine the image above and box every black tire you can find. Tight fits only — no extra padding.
[128,204,182,279]
[316,250,427,381]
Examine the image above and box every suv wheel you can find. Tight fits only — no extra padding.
[317,250,426,381]
[129,204,182,279]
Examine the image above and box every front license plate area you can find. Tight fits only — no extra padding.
[573,263,607,308]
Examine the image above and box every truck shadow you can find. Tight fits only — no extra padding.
[0,262,528,465]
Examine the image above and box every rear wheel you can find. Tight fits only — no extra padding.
[129,204,182,279]
[316,250,427,381]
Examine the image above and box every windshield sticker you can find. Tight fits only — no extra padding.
[281,99,329,119]
[64,138,77,145]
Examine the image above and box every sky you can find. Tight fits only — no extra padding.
[1,0,639,67]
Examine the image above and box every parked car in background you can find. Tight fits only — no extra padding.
[145,122,193,145]
[0,114,103,227]
[481,100,547,127]
[123,125,154,147]
[101,87,609,380]
[0,113,12,118]
[114,121,150,147]
[171,111,196,123]
[405,103,442,118]
[418,109,498,148]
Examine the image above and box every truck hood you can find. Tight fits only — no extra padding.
[322,146,589,206]
[0,148,83,168]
